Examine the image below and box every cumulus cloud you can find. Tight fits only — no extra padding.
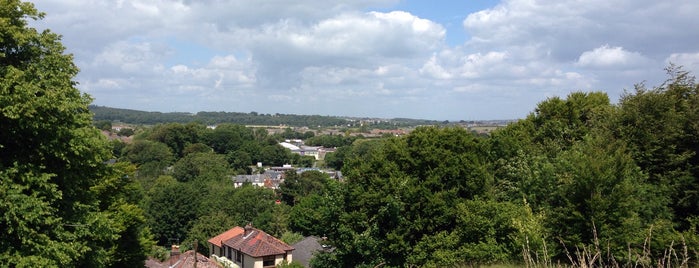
[576,45,649,68]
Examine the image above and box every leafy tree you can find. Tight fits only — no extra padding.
[94,120,113,131]
[172,151,229,182]
[124,140,174,178]
[0,1,151,266]
[145,180,200,245]
[227,149,253,174]
[333,127,493,267]
[611,66,699,230]
[280,231,304,245]
[276,260,306,268]
[117,127,135,137]
[259,144,292,166]
[182,142,212,156]
[279,170,331,205]
[203,123,255,154]
[147,122,204,157]
[528,91,610,156]
[546,133,656,259]
[323,145,350,170]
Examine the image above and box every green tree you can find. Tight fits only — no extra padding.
[94,120,113,131]
[333,127,493,267]
[203,123,254,154]
[259,144,292,166]
[172,151,229,182]
[145,180,200,245]
[547,134,652,259]
[117,127,135,137]
[147,122,205,157]
[182,142,212,156]
[124,140,174,179]
[279,170,330,205]
[611,66,699,230]
[0,1,151,266]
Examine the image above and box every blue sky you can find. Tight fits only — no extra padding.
[374,1,499,46]
[33,0,699,120]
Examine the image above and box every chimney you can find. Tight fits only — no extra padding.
[170,245,180,265]
[244,223,253,237]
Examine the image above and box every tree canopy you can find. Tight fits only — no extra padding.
[0,1,151,266]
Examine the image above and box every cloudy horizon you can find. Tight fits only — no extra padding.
[32,0,699,120]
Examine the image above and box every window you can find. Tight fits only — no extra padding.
[262,256,275,267]
[235,250,242,262]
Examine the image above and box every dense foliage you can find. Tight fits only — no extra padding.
[0,1,152,266]
[309,67,699,267]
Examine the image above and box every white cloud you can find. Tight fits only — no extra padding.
[420,55,453,80]
[577,45,649,68]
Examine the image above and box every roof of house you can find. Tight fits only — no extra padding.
[207,226,245,247]
[222,226,294,258]
[145,250,219,268]
[291,236,324,268]
[233,171,283,184]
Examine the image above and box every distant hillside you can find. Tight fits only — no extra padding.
[89,105,440,128]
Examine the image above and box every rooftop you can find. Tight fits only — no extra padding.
[221,225,294,258]
[207,226,244,248]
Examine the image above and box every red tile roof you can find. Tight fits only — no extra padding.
[222,226,294,258]
[207,226,244,247]
[145,250,219,268]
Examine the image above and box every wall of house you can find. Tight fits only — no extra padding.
[210,245,223,257]
[243,255,257,268]
[274,254,291,266]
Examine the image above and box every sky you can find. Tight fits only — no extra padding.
[32,0,699,120]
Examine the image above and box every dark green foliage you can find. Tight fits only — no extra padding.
[202,123,254,154]
[259,144,292,166]
[0,1,151,266]
[94,120,113,131]
[147,122,205,157]
[280,170,331,205]
[117,127,135,137]
[124,140,174,178]
[611,66,699,230]
[146,179,200,245]
[172,152,229,182]
[323,145,350,170]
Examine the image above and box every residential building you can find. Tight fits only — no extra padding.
[208,226,245,257]
[209,225,294,268]
[232,171,284,189]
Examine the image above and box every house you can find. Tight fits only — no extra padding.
[232,171,284,189]
[208,226,245,257]
[209,224,294,268]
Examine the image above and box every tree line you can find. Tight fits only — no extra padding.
[90,105,442,128]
